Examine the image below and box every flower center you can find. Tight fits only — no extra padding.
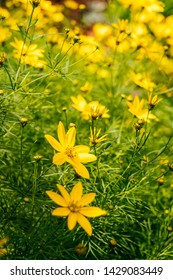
[65,146,76,158]
[89,105,104,120]
[69,202,79,212]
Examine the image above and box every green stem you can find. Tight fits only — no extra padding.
[15,5,36,89]
[18,5,35,67]
[91,119,100,178]
[32,160,38,215]
[53,44,74,71]
[3,65,15,90]
[20,126,24,180]
[64,110,68,130]
[91,119,96,156]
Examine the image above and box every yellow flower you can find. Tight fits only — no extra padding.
[127,95,157,122]
[80,82,93,93]
[64,0,79,10]
[89,128,107,145]
[127,96,145,116]
[113,19,129,32]
[0,52,6,67]
[148,92,162,110]
[10,38,44,68]
[71,95,110,120]
[71,95,87,112]
[130,72,156,92]
[45,122,97,179]
[119,0,164,13]
[93,23,112,41]
[82,101,110,120]
[46,182,107,236]
[0,27,11,44]
[0,237,9,256]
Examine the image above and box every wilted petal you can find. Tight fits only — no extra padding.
[52,207,70,216]
[67,127,76,147]
[79,193,96,206]
[45,135,62,152]
[79,206,107,217]
[53,153,66,165]
[77,213,92,236]
[70,182,83,202]
[58,122,66,146]
[46,191,68,207]
[78,153,97,163]
[68,212,77,230]
[56,184,70,204]
[74,145,90,153]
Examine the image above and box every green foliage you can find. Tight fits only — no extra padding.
[0,0,173,260]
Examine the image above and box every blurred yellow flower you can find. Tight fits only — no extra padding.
[82,101,110,120]
[45,122,97,179]
[93,23,112,41]
[0,237,9,256]
[119,0,164,13]
[112,19,130,34]
[71,95,110,120]
[80,82,93,93]
[10,38,44,68]
[130,72,156,92]
[148,93,162,110]
[0,7,10,19]
[0,52,6,67]
[71,95,87,112]
[127,95,157,122]
[46,182,107,236]
[0,27,11,44]
[64,0,78,10]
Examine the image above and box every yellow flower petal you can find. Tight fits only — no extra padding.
[0,249,8,256]
[58,121,66,146]
[52,207,70,216]
[67,127,76,147]
[46,191,68,207]
[77,213,92,236]
[53,153,66,165]
[79,206,107,217]
[74,145,90,153]
[68,212,77,230]
[70,182,83,202]
[0,237,9,247]
[45,135,62,152]
[79,193,96,206]
[73,162,90,179]
[71,95,87,112]
[56,184,71,204]
[78,153,97,163]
